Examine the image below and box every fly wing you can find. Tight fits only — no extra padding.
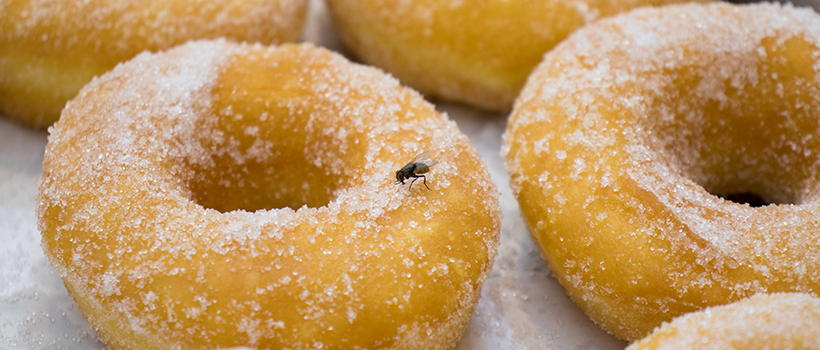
[411,151,431,163]
[412,151,438,167]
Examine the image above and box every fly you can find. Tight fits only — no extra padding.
[395,151,439,191]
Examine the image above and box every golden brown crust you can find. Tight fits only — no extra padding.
[627,293,820,350]
[504,2,820,341]
[38,40,500,349]
[325,0,709,112]
[0,0,308,128]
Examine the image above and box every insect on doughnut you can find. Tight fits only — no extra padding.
[395,151,439,190]
[37,40,502,350]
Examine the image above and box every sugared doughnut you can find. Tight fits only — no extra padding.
[503,2,820,341]
[324,0,708,112]
[0,0,308,128]
[37,40,501,349]
[627,293,820,350]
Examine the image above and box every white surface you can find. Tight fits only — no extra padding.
[11,0,817,349]
[0,120,106,348]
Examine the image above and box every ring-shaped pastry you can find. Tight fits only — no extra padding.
[1,0,307,127]
[628,293,820,350]
[325,0,709,112]
[38,40,501,349]
[504,2,820,341]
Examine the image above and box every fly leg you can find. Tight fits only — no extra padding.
[407,175,429,191]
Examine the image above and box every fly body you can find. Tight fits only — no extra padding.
[395,151,439,190]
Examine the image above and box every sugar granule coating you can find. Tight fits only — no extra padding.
[503,2,820,342]
[37,40,501,350]
[627,293,820,350]
[0,0,308,128]
[324,0,710,113]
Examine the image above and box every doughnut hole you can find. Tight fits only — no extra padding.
[643,34,820,207]
[184,50,368,213]
[718,193,768,207]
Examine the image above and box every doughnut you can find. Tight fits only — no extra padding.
[37,40,501,349]
[0,0,308,128]
[503,2,820,341]
[324,0,709,112]
[627,293,820,349]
